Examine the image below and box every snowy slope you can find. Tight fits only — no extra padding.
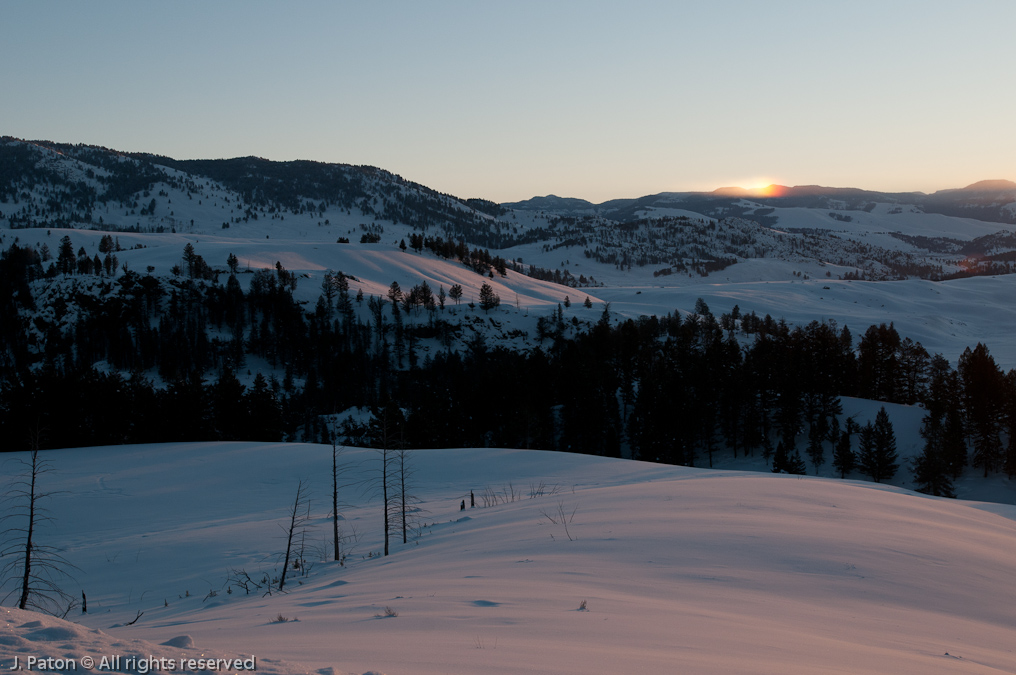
[8,224,1016,368]
[596,274,1016,367]
[3,442,1016,674]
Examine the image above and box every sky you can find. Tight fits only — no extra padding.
[3,0,1015,203]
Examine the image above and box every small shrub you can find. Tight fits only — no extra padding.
[578,599,587,611]
[375,606,398,618]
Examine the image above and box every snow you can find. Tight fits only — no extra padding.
[6,150,1016,671]
[3,443,1016,674]
[596,275,1016,367]
[770,203,1008,240]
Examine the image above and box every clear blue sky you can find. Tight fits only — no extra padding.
[3,1,1014,202]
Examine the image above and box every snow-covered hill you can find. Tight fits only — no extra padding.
[2,442,1016,674]
[5,137,1016,288]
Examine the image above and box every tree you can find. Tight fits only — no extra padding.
[806,422,825,473]
[479,283,500,313]
[245,374,282,441]
[1,448,76,615]
[771,440,806,475]
[583,296,593,309]
[328,424,352,563]
[771,441,788,473]
[448,284,463,305]
[912,416,956,497]
[832,418,856,478]
[368,402,405,556]
[182,243,198,278]
[694,297,711,317]
[57,236,74,275]
[857,323,903,401]
[786,447,808,475]
[226,252,239,275]
[278,479,310,591]
[335,272,353,324]
[958,344,1004,477]
[858,408,899,483]
[387,281,403,307]
[394,445,418,544]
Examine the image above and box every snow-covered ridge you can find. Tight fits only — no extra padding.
[3,442,1016,674]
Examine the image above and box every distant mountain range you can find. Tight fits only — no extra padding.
[4,136,1016,286]
[506,180,1016,224]
[3,136,1015,231]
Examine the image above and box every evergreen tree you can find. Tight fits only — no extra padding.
[212,366,247,440]
[832,417,855,478]
[912,416,956,497]
[1005,370,1016,478]
[387,281,403,307]
[806,421,825,473]
[942,407,967,478]
[786,447,808,475]
[858,408,899,483]
[245,373,282,441]
[771,440,789,473]
[479,282,500,313]
[57,236,75,275]
[959,344,1004,477]
[448,284,463,305]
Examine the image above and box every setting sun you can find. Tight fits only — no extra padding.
[755,183,788,197]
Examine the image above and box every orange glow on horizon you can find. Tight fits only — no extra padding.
[756,183,788,197]
[715,178,788,198]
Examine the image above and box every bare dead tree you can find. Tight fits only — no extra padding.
[393,446,423,544]
[1,448,77,615]
[328,418,357,563]
[367,402,403,557]
[332,431,341,562]
[278,479,309,592]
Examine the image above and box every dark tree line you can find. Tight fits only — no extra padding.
[2,243,1015,493]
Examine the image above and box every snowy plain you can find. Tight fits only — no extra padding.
[3,442,1016,675]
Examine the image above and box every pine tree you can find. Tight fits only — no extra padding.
[959,344,1004,477]
[448,284,463,305]
[858,408,899,483]
[832,418,855,478]
[387,281,403,307]
[806,422,825,473]
[57,236,75,275]
[771,441,789,473]
[912,416,956,497]
[479,282,500,313]
[786,447,808,475]
[942,407,967,478]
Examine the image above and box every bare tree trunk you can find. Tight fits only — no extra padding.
[399,449,407,544]
[17,451,38,610]
[332,439,340,562]
[2,442,76,616]
[383,443,390,557]
[279,480,306,591]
